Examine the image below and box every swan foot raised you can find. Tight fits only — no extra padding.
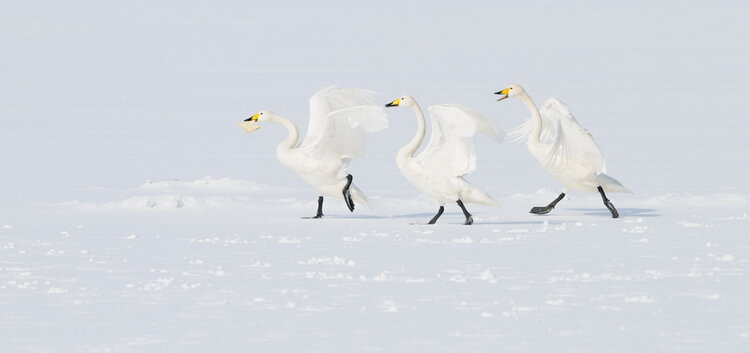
[342,174,355,212]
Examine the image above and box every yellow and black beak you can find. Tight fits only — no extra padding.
[238,113,261,133]
[385,98,401,107]
[495,88,510,102]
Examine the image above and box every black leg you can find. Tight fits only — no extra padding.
[342,174,355,212]
[530,193,565,215]
[303,196,324,219]
[457,200,473,225]
[428,206,444,224]
[597,186,619,218]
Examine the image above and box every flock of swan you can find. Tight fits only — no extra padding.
[239,84,630,224]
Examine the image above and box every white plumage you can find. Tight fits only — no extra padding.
[496,84,629,218]
[418,104,502,178]
[242,86,388,218]
[301,86,388,159]
[385,96,501,225]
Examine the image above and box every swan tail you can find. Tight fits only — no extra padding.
[461,187,500,208]
[597,174,632,194]
[349,184,371,208]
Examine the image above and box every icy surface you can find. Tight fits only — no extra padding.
[1,1,749,352]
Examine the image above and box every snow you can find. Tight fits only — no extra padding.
[1,1,749,352]
[1,182,748,352]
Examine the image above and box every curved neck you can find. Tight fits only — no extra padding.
[269,115,299,151]
[519,92,542,144]
[398,103,426,161]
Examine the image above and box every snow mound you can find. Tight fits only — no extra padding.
[57,177,278,211]
[65,195,253,211]
[138,176,267,194]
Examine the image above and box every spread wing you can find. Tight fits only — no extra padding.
[507,98,606,174]
[417,104,502,177]
[541,98,606,174]
[299,86,388,161]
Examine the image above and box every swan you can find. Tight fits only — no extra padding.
[494,84,630,218]
[385,95,501,225]
[241,86,388,218]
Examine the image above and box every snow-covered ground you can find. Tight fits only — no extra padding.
[1,181,748,352]
[1,1,749,352]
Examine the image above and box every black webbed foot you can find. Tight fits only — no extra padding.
[428,206,445,224]
[463,216,474,225]
[343,174,355,212]
[457,200,473,225]
[303,196,325,219]
[530,193,565,215]
[597,186,619,218]
[604,200,619,218]
[530,206,553,215]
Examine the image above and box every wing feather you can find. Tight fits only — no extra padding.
[540,98,606,174]
[417,104,502,177]
[300,86,388,160]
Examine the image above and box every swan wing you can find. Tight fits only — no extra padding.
[506,112,558,145]
[417,104,502,177]
[300,86,388,160]
[540,98,606,173]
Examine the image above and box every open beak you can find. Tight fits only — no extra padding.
[495,88,510,102]
[238,114,261,133]
[385,98,401,107]
[243,113,260,122]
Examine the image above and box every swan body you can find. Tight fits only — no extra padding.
[385,96,501,224]
[243,86,387,217]
[495,84,629,218]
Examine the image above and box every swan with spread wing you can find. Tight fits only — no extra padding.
[241,86,388,218]
[495,84,630,218]
[385,95,501,225]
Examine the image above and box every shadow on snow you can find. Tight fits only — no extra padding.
[569,208,661,218]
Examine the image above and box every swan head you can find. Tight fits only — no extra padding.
[494,84,525,101]
[385,95,416,108]
[239,110,274,133]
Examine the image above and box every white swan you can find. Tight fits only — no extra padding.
[242,86,388,218]
[385,95,501,225]
[495,84,630,218]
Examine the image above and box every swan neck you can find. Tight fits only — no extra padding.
[398,103,426,161]
[520,93,542,143]
[270,115,299,151]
